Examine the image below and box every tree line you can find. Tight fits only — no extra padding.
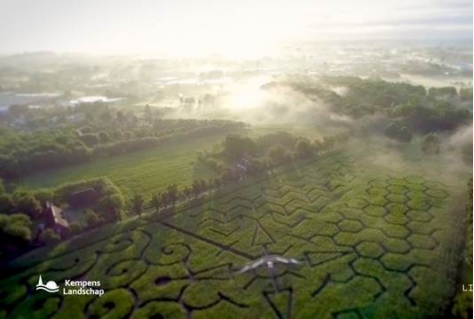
[270,76,472,134]
[199,131,351,174]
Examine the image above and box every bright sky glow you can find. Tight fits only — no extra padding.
[0,0,471,55]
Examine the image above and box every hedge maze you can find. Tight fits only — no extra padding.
[0,153,462,319]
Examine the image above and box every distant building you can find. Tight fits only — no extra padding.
[42,202,70,238]
[68,188,99,209]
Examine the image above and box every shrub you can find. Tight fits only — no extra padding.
[39,228,60,244]
[69,222,84,235]
[268,145,286,163]
[421,133,441,154]
[384,122,400,139]
[84,210,101,228]
[0,213,32,243]
[398,127,413,143]
[385,122,413,143]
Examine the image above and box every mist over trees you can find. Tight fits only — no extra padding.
[279,76,472,134]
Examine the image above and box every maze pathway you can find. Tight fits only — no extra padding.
[0,152,464,319]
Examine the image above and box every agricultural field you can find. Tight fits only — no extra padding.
[1,143,466,319]
[20,134,226,199]
[19,125,330,200]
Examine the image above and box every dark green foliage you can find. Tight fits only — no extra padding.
[14,195,42,219]
[0,213,32,244]
[99,131,111,144]
[465,178,472,265]
[452,293,473,319]
[132,194,144,217]
[111,129,124,140]
[384,123,400,139]
[268,144,286,163]
[295,138,313,158]
[150,193,161,212]
[69,222,83,235]
[289,77,471,133]
[428,86,457,98]
[384,123,413,143]
[53,177,120,202]
[182,186,192,199]
[204,131,349,180]
[79,133,100,147]
[166,184,178,207]
[191,180,202,198]
[421,133,441,154]
[391,103,413,117]
[0,193,14,214]
[317,76,426,109]
[39,228,60,244]
[33,189,55,204]
[84,210,101,228]
[398,127,413,143]
[258,131,299,149]
[160,191,169,208]
[224,134,256,160]
[80,126,93,134]
[459,87,473,102]
[98,193,125,221]
[451,178,473,319]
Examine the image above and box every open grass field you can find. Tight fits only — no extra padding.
[19,125,331,200]
[20,134,225,199]
[1,142,468,319]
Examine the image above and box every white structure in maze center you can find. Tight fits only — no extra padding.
[236,255,300,274]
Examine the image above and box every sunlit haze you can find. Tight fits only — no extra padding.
[0,0,472,56]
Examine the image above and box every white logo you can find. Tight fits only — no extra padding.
[36,275,59,293]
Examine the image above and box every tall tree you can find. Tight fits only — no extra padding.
[99,194,125,221]
[421,133,441,154]
[160,192,169,209]
[132,194,144,218]
[0,213,32,244]
[182,186,191,200]
[15,195,42,220]
[295,139,312,158]
[150,193,161,212]
[192,180,201,198]
[84,210,101,228]
[167,184,178,207]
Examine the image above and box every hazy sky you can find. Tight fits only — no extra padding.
[0,0,472,55]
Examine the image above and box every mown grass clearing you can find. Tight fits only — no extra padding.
[1,145,467,319]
